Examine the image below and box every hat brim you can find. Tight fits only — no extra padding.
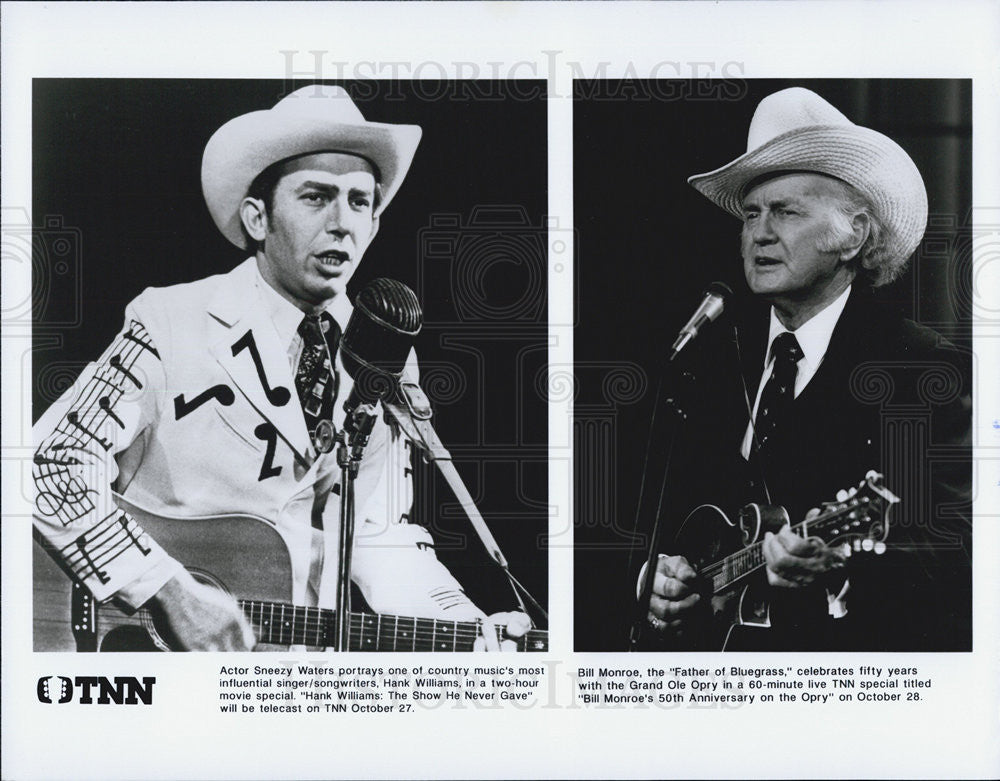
[688,124,927,262]
[202,110,422,250]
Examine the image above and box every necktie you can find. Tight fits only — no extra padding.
[295,313,341,449]
[753,332,803,450]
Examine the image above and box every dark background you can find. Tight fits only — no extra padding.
[573,79,972,650]
[32,79,548,619]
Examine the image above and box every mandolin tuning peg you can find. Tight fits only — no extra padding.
[861,538,874,552]
[836,489,849,502]
[874,541,886,555]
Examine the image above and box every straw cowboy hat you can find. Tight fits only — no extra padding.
[688,87,927,263]
[202,85,422,250]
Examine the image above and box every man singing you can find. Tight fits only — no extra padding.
[33,85,528,651]
[642,87,971,651]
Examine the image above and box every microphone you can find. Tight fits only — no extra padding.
[336,283,544,625]
[668,281,733,361]
[340,278,423,417]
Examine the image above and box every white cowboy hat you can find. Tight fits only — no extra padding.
[688,87,927,263]
[202,85,422,249]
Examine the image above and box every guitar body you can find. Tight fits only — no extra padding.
[670,503,788,650]
[34,502,549,652]
[34,511,295,652]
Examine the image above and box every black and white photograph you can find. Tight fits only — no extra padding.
[574,79,973,653]
[29,79,549,654]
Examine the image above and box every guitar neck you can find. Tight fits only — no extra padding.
[704,494,887,595]
[706,538,770,595]
[240,601,547,652]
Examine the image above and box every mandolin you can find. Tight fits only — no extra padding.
[664,470,898,649]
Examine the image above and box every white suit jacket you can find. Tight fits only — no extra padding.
[33,258,477,619]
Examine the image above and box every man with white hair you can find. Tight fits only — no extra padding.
[642,88,971,651]
[33,86,529,651]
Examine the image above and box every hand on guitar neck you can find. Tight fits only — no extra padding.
[762,509,846,588]
[476,612,532,652]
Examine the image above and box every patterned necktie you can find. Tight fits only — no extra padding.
[753,332,804,450]
[295,313,341,448]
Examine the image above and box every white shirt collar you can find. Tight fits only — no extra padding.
[253,261,305,349]
[252,258,354,347]
[765,284,852,372]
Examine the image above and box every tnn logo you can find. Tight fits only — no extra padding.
[37,676,156,704]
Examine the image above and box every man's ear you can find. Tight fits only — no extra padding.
[839,212,870,262]
[368,214,381,243]
[240,197,268,244]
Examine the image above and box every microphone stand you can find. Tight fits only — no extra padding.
[628,357,696,651]
[382,380,547,625]
[332,403,378,652]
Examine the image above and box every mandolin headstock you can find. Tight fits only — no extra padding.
[805,470,899,554]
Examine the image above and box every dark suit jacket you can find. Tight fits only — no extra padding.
[665,287,971,651]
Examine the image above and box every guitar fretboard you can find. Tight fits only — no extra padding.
[702,488,890,595]
[241,601,547,652]
[708,544,766,594]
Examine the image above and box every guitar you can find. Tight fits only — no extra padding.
[33,505,547,653]
[666,470,898,650]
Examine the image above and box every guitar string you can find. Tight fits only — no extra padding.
[239,605,542,648]
[242,606,486,636]
[698,497,881,587]
[249,622,514,644]
[243,605,514,641]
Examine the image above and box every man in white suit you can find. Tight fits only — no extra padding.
[33,86,525,651]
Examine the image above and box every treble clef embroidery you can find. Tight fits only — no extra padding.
[35,475,97,524]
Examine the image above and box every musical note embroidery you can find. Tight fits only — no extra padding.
[174,384,236,420]
[34,320,160,530]
[59,510,152,586]
[123,327,159,357]
[65,411,112,451]
[108,354,142,389]
[99,396,125,428]
[231,330,291,407]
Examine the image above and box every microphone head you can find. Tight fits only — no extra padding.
[704,280,733,302]
[700,281,733,323]
[704,280,733,298]
[355,278,423,334]
[341,278,423,404]
[669,281,733,361]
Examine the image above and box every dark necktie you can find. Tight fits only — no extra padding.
[753,332,803,450]
[295,313,341,448]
